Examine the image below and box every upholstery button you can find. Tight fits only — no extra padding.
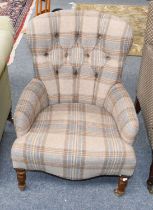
[73,69,78,75]
[65,52,68,58]
[85,53,90,58]
[55,70,58,75]
[106,55,111,59]
[75,32,80,37]
[95,72,98,78]
[44,52,48,56]
[98,34,102,39]
[55,33,59,38]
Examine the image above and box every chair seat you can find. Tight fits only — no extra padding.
[12,103,136,180]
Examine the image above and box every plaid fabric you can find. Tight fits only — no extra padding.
[12,11,138,179]
[26,10,133,106]
[137,1,153,148]
[104,83,139,145]
[14,79,49,137]
[12,103,136,179]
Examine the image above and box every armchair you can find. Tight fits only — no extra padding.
[11,10,139,195]
[0,16,14,140]
[135,1,153,193]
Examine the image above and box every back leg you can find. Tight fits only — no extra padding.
[7,109,14,123]
[135,97,141,114]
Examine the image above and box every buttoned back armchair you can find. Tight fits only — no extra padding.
[11,10,139,195]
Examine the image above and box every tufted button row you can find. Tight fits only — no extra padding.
[75,32,103,39]
[54,32,103,39]
[53,32,81,39]
[54,69,100,78]
[54,69,79,76]
[44,52,91,58]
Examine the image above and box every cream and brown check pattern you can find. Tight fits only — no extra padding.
[137,2,153,149]
[11,10,139,179]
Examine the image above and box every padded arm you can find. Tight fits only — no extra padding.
[14,79,49,138]
[0,17,14,75]
[104,83,139,145]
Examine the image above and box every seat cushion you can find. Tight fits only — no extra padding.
[11,103,136,180]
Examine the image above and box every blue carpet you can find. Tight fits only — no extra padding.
[1,0,152,210]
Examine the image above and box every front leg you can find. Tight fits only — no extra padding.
[15,169,26,191]
[114,176,128,196]
[147,156,153,194]
[7,109,14,123]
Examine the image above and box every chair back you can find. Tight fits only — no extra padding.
[27,10,132,106]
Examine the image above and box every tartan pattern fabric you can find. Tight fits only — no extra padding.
[12,103,136,179]
[138,45,153,148]
[137,2,153,148]
[26,10,133,106]
[14,79,49,138]
[143,2,153,46]
[12,11,138,179]
[104,83,139,145]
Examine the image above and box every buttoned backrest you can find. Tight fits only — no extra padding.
[26,10,132,106]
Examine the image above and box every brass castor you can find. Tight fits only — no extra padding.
[114,176,128,196]
[15,169,26,191]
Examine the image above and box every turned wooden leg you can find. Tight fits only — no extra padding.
[135,97,141,114]
[7,109,14,124]
[15,169,26,191]
[114,176,128,196]
[147,154,153,194]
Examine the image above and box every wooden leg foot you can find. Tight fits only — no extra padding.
[147,157,153,194]
[7,109,14,124]
[135,97,141,114]
[114,176,128,196]
[15,169,26,191]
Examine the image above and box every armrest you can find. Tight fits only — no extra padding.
[14,79,49,138]
[104,83,139,145]
[0,17,14,75]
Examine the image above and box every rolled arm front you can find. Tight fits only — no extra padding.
[104,83,139,145]
[14,79,49,138]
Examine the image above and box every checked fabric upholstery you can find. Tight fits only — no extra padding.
[11,10,139,180]
[137,1,153,149]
